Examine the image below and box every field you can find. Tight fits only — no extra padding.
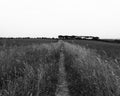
[66,40,120,60]
[0,39,120,96]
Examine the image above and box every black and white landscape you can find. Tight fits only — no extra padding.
[0,39,120,96]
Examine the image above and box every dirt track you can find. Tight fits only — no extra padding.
[55,44,70,96]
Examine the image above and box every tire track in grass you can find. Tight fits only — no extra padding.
[55,43,70,96]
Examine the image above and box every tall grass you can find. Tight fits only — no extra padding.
[0,41,120,96]
[0,43,60,96]
[66,40,120,62]
[63,42,120,96]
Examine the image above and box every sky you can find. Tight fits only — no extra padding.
[0,0,120,39]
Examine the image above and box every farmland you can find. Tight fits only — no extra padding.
[66,40,120,60]
[0,39,120,96]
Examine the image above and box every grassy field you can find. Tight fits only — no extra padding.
[63,42,120,96]
[66,40,120,61]
[0,38,58,47]
[0,41,60,96]
[0,39,120,96]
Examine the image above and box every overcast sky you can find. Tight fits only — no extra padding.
[0,0,120,39]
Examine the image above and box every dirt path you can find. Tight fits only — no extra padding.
[55,44,70,96]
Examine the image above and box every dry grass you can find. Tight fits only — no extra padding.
[63,42,120,96]
[66,40,120,62]
[0,41,120,96]
[0,42,60,96]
